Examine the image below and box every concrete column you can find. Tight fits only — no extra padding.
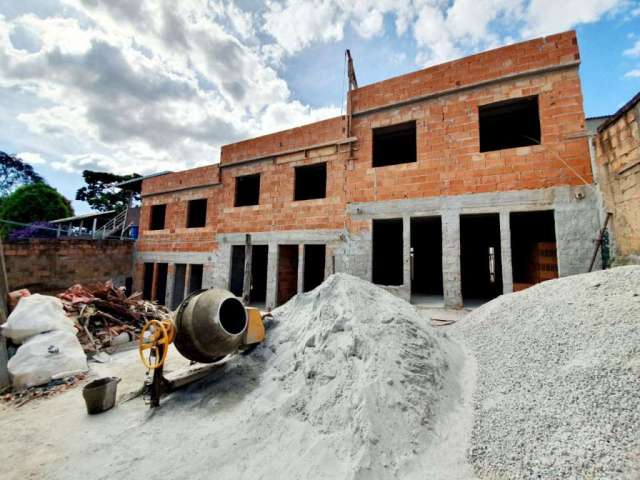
[151,263,159,301]
[265,243,278,310]
[442,211,463,308]
[165,263,176,309]
[184,264,192,299]
[402,216,411,296]
[202,263,214,289]
[297,244,305,293]
[499,211,513,294]
[242,235,253,304]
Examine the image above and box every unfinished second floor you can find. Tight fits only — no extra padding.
[136,30,592,252]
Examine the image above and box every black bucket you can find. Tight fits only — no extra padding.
[82,377,121,414]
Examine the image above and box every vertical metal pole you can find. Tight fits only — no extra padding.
[92,218,97,239]
[0,237,10,388]
[242,234,253,305]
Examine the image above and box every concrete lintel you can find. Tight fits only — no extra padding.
[218,229,342,245]
[347,186,568,219]
[134,251,214,265]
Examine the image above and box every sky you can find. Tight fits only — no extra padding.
[0,0,639,215]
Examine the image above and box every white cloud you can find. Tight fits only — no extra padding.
[17,151,46,165]
[625,69,640,78]
[522,0,624,37]
[0,0,340,176]
[624,40,640,57]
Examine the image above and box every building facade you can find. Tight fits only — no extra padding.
[593,92,640,263]
[134,31,601,310]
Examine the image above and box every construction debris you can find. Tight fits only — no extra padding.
[456,265,640,479]
[58,281,171,352]
[2,374,87,407]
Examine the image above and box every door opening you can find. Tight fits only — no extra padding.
[460,214,502,303]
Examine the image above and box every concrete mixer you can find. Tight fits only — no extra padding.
[138,288,266,407]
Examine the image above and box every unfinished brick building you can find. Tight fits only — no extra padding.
[133,30,601,310]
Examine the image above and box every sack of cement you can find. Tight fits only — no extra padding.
[1,294,76,344]
[8,330,88,389]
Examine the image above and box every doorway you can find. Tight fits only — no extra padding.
[372,218,403,286]
[410,217,443,304]
[303,244,326,292]
[277,245,299,306]
[460,214,502,303]
[510,210,558,289]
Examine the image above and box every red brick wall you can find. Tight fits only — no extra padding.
[4,240,133,294]
[350,31,579,113]
[136,30,591,251]
[220,117,345,165]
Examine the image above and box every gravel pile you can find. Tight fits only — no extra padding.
[266,273,460,478]
[457,266,640,479]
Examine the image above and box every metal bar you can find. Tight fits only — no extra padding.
[589,212,613,272]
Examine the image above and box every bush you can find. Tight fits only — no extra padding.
[0,183,73,237]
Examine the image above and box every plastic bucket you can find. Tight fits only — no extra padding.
[129,224,139,240]
[82,377,121,414]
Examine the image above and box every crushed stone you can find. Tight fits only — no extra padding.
[456,265,640,479]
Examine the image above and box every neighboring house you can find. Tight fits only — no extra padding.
[134,31,601,310]
[593,91,640,263]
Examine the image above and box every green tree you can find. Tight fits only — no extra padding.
[0,183,73,237]
[0,151,45,197]
[76,170,141,213]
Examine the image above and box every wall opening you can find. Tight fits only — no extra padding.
[410,217,443,301]
[479,96,541,152]
[235,174,260,207]
[277,245,299,306]
[372,218,403,286]
[125,276,133,296]
[143,263,154,300]
[250,245,268,304]
[172,264,187,309]
[149,204,166,230]
[294,163,326,201]
[460,214,502,302]
[229,245,245,297]
[186,198,207,228]
[372,121,417,167]
[303,244,326,292]
[189,264,203,293]
[510,210,558,290]
[156,263,168,305]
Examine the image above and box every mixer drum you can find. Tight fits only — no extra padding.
[173,289,248,363]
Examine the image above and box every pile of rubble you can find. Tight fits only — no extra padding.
[2,374,87,407]
[58,281,171,352]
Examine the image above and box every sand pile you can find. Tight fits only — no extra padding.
[457,266,640,479]
[259,273,460,478]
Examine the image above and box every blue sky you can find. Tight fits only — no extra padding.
[0,0,639,215]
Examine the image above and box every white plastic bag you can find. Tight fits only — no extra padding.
[8,330,88,389]
[1,294,75,343]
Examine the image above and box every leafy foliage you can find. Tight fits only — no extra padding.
[0,151,45,197]
[8,221,58,241]
[76,170,141,213]
[0,183,73,237]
